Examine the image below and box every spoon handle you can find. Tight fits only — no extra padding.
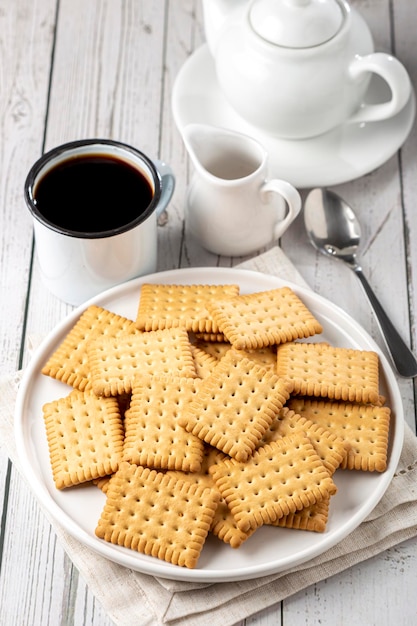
[353,266,417,377]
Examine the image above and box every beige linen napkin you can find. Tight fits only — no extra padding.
[2,247,417,626]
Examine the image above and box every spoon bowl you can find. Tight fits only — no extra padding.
[304,187,417,378]
[305,190,360,263]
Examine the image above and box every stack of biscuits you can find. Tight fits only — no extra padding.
[41,283,391,569]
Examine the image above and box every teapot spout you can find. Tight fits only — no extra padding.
[202,0,247,55]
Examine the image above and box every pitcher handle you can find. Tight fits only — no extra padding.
[154,158,176,216]
[260,179,302,240]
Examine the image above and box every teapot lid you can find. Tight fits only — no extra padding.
[249,0,345,48]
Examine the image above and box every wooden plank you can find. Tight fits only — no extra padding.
[158,0,200,272]
[0,0,55,375]
[0,470,114,625]
[0,0,58,623]
[2,1,166,625]
[393,0,417,433]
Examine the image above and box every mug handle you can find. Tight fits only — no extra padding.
[154,159,176,216]
[260,179,302,240]
[347,53,411,124]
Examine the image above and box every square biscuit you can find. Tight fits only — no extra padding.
[234,346,278,372]
[166,445,255,548]
[209,433,337,532]
[193,340,231,361]
[277,341,380,405]
[210,499,257,548]
[206,287,323,350]
[269,496,331,533]
[95,463,219,569]
[87,327,197,397]
[123,376,204,472]
[42,389,124,489]
[41,305,139,391]
[190,344,219,378]
[288,398,391,472]
[178,349,291,462]
[261,407,348,475]
[135,283,239,334]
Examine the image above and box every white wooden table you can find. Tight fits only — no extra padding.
[1,1,416,624]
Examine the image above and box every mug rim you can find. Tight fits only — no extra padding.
[24,138,163,239]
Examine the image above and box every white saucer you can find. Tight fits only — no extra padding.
[172,45,416,189]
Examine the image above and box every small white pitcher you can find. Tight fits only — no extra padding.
[183,124,301,256]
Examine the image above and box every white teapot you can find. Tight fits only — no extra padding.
[202,0,412,139]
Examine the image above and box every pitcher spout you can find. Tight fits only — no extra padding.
[182,123,266,182]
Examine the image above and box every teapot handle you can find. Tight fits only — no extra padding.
[347,52,411,124]
[260,179,302,240]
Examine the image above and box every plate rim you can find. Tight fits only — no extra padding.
[14,266,404,582]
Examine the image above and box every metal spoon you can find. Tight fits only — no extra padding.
[304,187,417,378]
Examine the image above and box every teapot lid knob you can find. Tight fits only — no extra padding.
[249,0,346,48]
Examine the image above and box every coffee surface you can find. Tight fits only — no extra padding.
[34,154,154,233]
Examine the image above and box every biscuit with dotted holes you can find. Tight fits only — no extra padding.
[193,340,231,360]
[209,433,337,533]
[42,389,124,489]
[178,349,291,462]
[277,341,380,405]
[287,398,391,472]
[206,287,322,350]
[234,346,278,372]
[135,283,239,334]
[123,376,204,472]
[87,327,197,397]
[41,305,139,391]
[261,407,348,475]
[95,463,220,569]
[167,445,256,548]
[190,344,219,378]
[269,495,331,533]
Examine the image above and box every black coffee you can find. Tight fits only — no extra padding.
[33,153,154,233]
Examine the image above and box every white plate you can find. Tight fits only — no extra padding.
[14,267,404,582]
[172,45,416,189]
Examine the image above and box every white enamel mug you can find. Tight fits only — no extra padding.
[24,139,175,306]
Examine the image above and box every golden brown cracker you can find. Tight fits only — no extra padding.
[42,389,124,489]
[87,327,197,397]
[167,445,254,548]
[288,398,391,472]
[207,287,323,350]
[178,349,291,462]
[190,344,219,378]
[270,496,330,533]
[209,433,337,532]
[261,407,348,475]
[41,305,138,391]
[193,340,231,360]
[135,283,239,333]
[123,376,204,472]
[195,332,227,343]
[210,500,256,548]
[93,475,113,493]
[95,463,219,569]
[277,341,380,404]
[234,346,277,371]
